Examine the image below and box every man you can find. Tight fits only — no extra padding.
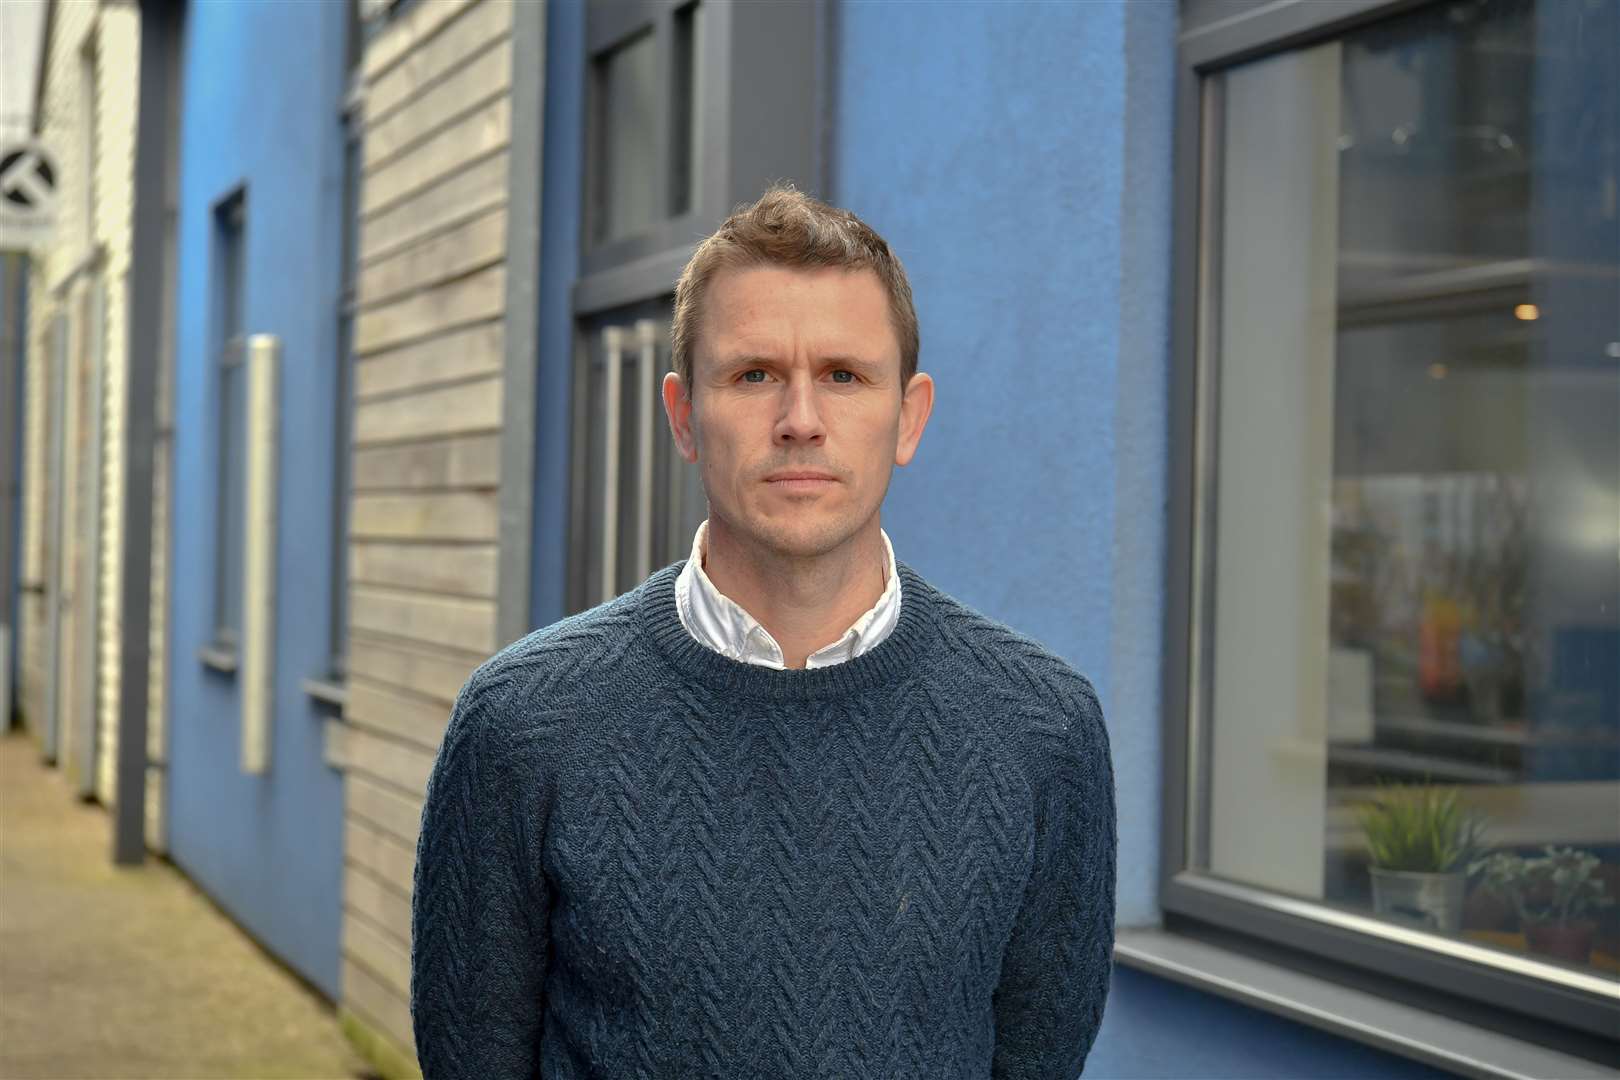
[411,187,1117,1079]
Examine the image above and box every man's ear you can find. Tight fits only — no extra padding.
[895,371,935,467]
[662,371,698,463]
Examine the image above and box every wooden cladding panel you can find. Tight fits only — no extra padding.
[347,817,419,889]
[363,0,477,82]
[344,910,412,993]
[349,773,427,849]
[347,677,452,752]
[346,867,413,947]
[355,320,504,400]
[342,726,437,797]
[351,540,498,599]
[348,632,485,706]
[350,491,499,542]
[359,151,508,265]
[347,0,519,1058]
[365,43,513,178]
[364,97,511,219]
[341,957,416,1061]
[354,264,505,357]
[350,585,497,654]
[367,0,510,120]
[356,206,507,314]
[354,374,502,446]
[352,433,500,492]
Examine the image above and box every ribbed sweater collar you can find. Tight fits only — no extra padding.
[637,559,942,702]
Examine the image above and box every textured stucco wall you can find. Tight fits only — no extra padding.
[832,0,1170,931]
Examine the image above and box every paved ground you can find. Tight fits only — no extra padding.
[0,729,375,1079]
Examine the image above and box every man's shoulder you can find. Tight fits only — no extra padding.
[905,567,1103,731]
[907,571,1111,799]
[454,588,646,734]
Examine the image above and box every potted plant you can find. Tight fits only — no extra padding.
[1355,781,1488,932]
[1468,846,1615,964]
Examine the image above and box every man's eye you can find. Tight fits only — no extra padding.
[741,369,767,383]
[831,370,856,384]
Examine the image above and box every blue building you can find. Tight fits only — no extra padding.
[165,0,354,998]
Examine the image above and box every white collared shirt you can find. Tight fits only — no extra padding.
[674,520,902,669]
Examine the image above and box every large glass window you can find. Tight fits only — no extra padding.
[1187,0,1617,1018]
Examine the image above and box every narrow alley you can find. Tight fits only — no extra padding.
[0,732,373,1080]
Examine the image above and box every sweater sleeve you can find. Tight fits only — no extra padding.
[991,676,1118,1080]
[411,674,551,1080]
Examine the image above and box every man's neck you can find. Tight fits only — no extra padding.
[701,516,888,670]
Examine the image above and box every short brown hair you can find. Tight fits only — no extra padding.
[671,186,920,394]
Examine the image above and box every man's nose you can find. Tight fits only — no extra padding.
[774,376,826,445]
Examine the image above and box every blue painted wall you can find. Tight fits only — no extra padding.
[1087,968,1452,1079]
[167,0,349,998]
[832,0,1169,927]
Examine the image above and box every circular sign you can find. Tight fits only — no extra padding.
[0,139,59,252]
[0,141,58,211]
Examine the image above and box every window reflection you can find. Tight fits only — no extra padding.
[1208,0,1618,981]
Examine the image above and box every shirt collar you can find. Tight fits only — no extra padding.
[674,520,902,670]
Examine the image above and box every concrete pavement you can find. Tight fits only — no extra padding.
[0,730,373,1079]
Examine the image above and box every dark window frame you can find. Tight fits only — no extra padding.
[580,0,715,279]
[210,188,248,660]
[571,0,821,316]
[1163,0,1619,1055]
[565,0,822,614]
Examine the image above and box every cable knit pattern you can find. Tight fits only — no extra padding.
[411,561,1117,1080]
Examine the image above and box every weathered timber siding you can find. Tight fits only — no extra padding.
[18,1,149,830]
[341,0,516,1064]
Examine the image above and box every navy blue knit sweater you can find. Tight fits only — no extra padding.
[410,561,1117,1079]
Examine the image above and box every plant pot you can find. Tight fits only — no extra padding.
[1369,867,1467,932]
[1524,918,1597,964]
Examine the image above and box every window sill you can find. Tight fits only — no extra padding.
[197,643,238,674]
[1113,926,1616,1080]
[300,675,348,710]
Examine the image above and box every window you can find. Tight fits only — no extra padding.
[583,0,708,264]
[567,0,818,613]
[212,191,247,653]
[1169,0,1617,1048]
[593,29,660,245]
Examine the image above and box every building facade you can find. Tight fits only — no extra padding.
[13,0,158,837]
[164,0,355,999]
[10,0,1616,1077]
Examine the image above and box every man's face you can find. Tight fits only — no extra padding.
[662,264,933,561]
